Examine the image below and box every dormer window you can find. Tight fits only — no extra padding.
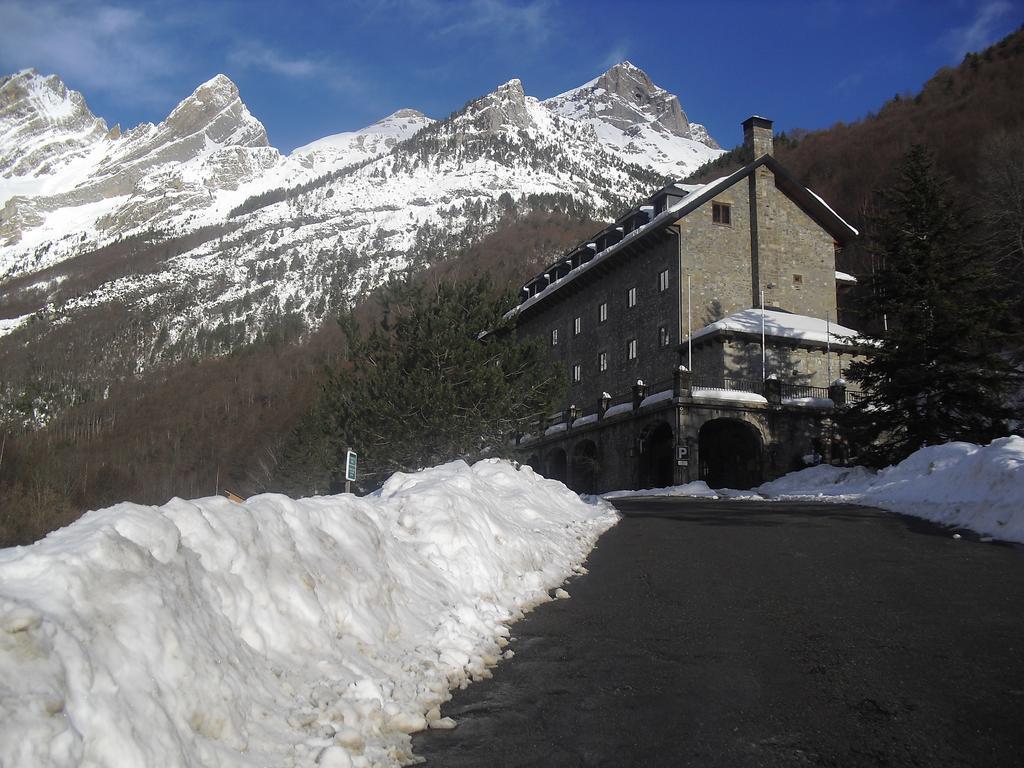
[712,202,731,225]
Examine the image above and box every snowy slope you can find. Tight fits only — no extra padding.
[0,70,113,201]
[291,109,436,172]
[0,63,723,421]
[0,459,617,767]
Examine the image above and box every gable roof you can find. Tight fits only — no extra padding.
[509,155,858,320]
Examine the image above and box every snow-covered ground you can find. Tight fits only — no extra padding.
[759,437,1024,542]
[0,459,617,768]
[604,437,1024,543]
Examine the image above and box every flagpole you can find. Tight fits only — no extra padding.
[760,290,766,381]
[826,311,833,382]
[687,274,692,371]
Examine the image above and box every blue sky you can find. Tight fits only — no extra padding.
[0,0,1020,152]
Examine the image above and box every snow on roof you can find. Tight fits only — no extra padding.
[690,308,859,346]
[509,155,857,320]
[639,389,674,408]
[691,387,768,405]
[808,187,859,236]
[603,401,634,418]
[505,177,724,320]
[835,270,858,285]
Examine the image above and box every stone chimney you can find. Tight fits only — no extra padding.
[742,115,773,157]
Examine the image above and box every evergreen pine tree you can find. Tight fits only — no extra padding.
[843,145,1021,466]
[277,277,564,493]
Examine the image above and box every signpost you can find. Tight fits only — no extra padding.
[345,449,358,494]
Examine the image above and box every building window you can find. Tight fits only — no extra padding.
[658,269,669,292]
[599,351,607,371]
[551,328,558,346]
[627,338,637,360]
[599,302,608,323]
[572,363,582,383]
[627,286,637,308]
[659,326,670,347]
[712,202,731,225]
[574,316,582,335]
[793,274,803,285]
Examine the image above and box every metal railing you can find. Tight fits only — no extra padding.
[690,374,764,395]
[780,383,831,400]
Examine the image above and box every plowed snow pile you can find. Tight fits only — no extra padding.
[759,437,1024,542]
[0,459,616,767]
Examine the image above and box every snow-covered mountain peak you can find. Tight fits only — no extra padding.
[459,78,535,134]
[543,61,721,175]
[547,61,693,139]
[160,74,268,149]
[0,69,110,184]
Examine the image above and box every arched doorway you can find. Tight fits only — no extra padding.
[546,447,568,484]
[698,418,763,489]
[638,422,675,489]
[571,440,600,494]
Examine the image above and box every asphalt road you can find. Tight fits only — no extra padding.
[412,499,1024,767]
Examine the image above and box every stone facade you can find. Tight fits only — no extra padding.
[678,166,839,334]
[515,230,680,409]
[700,337,859,388]
[513,116,859,492]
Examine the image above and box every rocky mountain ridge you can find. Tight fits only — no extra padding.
[0,62,723,426]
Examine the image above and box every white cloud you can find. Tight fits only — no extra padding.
[229,43,321,79]
[830,70,865,96]
[0,0,178,102]
[601,42,631,70]
[941,1,1015,59]
[228,41,362,96]
[365,0,555,43]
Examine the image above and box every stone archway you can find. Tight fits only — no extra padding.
[546,447,568,484]
[524,453,541,474]
[698,418,763,489]
[638,421,675,489]
[570,440,600,494]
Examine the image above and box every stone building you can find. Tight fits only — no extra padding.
[512,116,861,492]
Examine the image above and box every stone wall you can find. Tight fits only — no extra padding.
[720,339,859,388]
[518,395,838,493]
[678,168,840,340]
[515,231,681,411]
[677,184,754,329]
[753,167,839,320]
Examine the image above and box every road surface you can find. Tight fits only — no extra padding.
[413,498,1024,767]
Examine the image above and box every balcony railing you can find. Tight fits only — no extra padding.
[517,370,848,445]
[691,374,764,395]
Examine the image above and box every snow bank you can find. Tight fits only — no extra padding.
[759,437,1024,542]
[603,481,719,500]
[0,459,616,768]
